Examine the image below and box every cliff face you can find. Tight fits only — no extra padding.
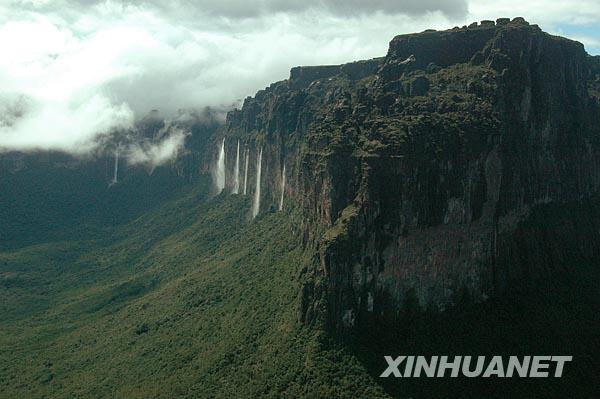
[218,18,600,331]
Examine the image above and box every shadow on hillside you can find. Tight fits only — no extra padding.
[344,200,600,398]
[347,287,600,399]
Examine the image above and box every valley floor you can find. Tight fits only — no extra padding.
[0,185,387,399]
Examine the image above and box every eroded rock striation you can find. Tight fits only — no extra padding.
[219,18,600,332]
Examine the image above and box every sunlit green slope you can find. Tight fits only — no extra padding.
[0,177,388,399]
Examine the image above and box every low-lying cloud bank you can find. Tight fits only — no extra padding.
[126,125,188,170]
[0,0,598,163]
[0,93,133,154]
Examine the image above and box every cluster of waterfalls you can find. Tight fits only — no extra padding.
[214,139,286,219]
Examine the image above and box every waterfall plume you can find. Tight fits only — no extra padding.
[243,148,249,195]
[215,139,226,193]
[233,140,240,194]
[109,145,119,187]
[252,148,262,219]
[279,163,286,211]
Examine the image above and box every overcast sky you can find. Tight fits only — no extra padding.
[0,0,599,156]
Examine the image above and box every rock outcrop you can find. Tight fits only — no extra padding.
[218,18,600,332]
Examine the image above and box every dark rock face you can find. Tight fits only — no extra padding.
[218,18,600,332]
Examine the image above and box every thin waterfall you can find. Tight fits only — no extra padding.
[243,148,249,195]
[215,139,226,193]
[109,145,119,186]
[279,163,286,211]
[233,140,240,194]
[252,148,262,219]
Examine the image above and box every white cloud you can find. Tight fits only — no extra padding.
[0,93,133,154]
[126,127,187,169]
[0,1,458,155]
